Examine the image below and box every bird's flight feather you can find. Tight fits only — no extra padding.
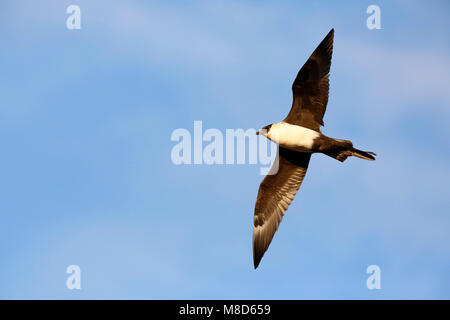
[253,148,311,268]
[284,28,334,132]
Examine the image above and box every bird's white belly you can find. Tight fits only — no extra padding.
[268,122,320,151]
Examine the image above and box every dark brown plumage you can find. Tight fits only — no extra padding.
[284,28,334,132]
[253,148,310,269]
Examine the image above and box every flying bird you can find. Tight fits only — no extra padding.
[253,29,376,269]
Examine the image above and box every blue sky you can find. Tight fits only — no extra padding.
[1,0,450,299]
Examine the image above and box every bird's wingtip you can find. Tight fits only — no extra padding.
[253,248,262,269]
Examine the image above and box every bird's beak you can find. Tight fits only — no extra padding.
[257,129,267,136]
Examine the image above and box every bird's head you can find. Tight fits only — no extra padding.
[256,124,272,137]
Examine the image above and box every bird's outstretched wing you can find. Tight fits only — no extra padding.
[284,29,334,132]
[253,148,311,269]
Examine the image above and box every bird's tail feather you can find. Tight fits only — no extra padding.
[351,148,376,161]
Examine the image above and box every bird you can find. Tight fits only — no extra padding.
[253,29,376,269]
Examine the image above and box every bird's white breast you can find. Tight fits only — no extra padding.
[267,122,319,151]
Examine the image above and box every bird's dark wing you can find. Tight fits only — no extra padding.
[284,29,334,132]
[253,148,311,269]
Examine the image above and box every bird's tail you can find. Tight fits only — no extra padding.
[325,139,376,162]
[350,148,376,161]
